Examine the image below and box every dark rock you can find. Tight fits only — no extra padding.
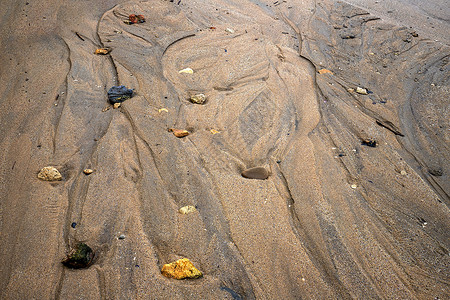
[341,34,356,39]
[428,169,443,176]
[128,14,145,24]
[107,85,133,104]
[361,139,377,147]
[241,167,269,180]
[62,243,94,269]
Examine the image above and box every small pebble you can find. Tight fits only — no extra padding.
[318,69,333,75]
[179,205,197,214]
[128,14,145,24]
[71,222,77,228]
[400,170,407,176]
[94,48,111,55]
[242,167,269,180]
[169,128,189,138]
[83,169,94,175]
[179,68,194,74]
[190,93,206,104]
[37,166,62,181]
[351,184,357,189]
[356,87,368,95]
[361,139,377,147]
[118,234,126,240]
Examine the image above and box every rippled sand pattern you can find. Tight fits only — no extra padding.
[0,0,448,299]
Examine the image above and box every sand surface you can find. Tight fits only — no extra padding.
[0,0,449,299]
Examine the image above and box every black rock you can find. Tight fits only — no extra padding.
[107,85,133,104]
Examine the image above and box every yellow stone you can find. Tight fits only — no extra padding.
[37,166,62,181]
[178,205,196,214]
[113,103,121,109]
[83,169,94,175]
[161,258,203,279]
[158,108,168,113]
[356,87,368,95]
[190,94,206,104]
[178,68,193,74]
[210,129,219,134]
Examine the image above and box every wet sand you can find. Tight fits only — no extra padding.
[0,0,449,299]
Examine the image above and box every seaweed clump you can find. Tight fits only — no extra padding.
[62,243,94,269]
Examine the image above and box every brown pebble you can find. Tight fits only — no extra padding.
[83,169,94,175]
[113,103,121,109]
[169,128,189,138]
[241,167,269,180]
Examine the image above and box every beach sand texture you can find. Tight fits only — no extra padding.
[0,0,448,299]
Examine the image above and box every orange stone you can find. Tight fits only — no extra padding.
[94,48,111,55]
[161,258,203,279]
[169,128,189,138]
[318,69,333,75]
